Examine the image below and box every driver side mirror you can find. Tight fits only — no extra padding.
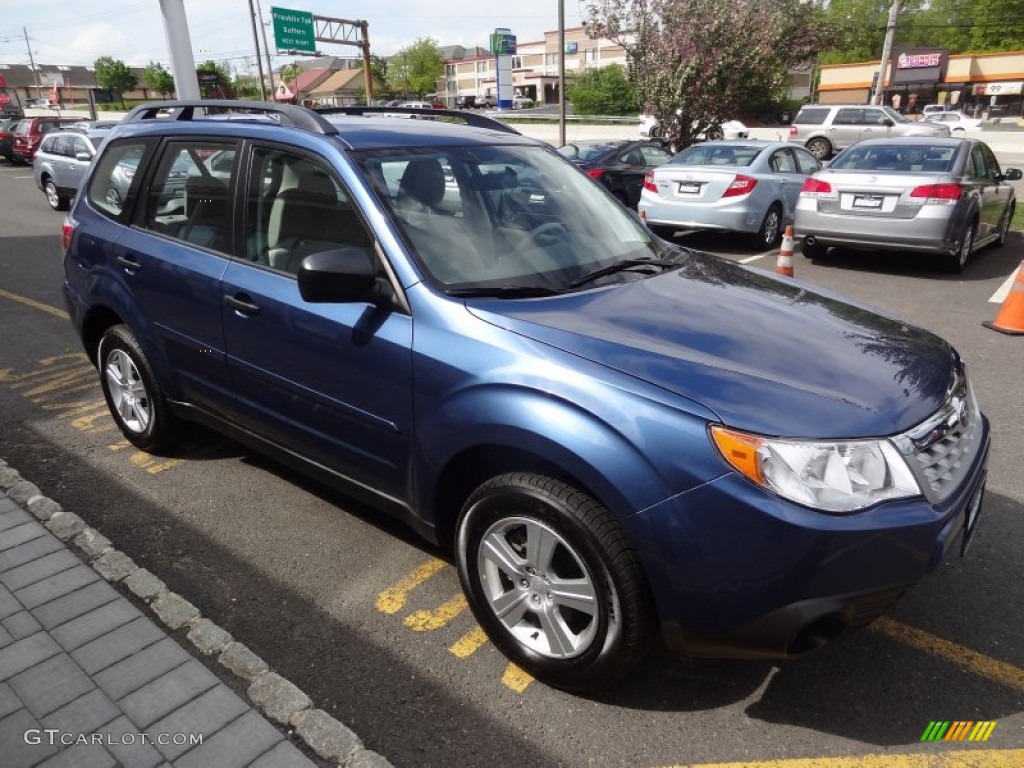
[880,117,894,127]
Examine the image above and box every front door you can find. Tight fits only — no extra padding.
[221,145,415,500]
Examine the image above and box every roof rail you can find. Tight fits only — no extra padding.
[122,100,338,135]
[313,106,521,135]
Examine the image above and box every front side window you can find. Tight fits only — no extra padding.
[356,144,666,291]
[141,141,238,253]
[245,147,373,275]
[86,140,152,218]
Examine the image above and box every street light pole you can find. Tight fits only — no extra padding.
[558,0,566,146]
[23,27,42,100]
[872,0,900,106]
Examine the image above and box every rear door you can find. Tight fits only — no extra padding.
[828,108,865,149]
[767,147,808,216]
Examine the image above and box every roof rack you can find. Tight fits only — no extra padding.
[122,100,338,135]
[313,106,521,135]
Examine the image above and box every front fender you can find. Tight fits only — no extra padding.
[414,383,722,530]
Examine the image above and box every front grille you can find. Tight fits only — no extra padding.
[893,367,981,504]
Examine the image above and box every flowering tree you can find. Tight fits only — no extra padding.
[585,0,836,148]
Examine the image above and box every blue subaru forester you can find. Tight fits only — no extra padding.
[62,102,989,691]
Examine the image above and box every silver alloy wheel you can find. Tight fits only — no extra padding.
[104,349,152,434]
[807,138,830,161]
[476,516,598,659]
[45,180,60,209]
[761,208,780,246]
[958,223,974,268]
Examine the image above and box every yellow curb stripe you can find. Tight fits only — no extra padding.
[500,662,533,693]
[660,749,1024,767]
[449,625,489,658]
[403,593,467,632]
[375,558,447,614]
[870,616,1024,692]
[108,440,131,452]
[145,459,184,475]
[0,287,69,320]
[12,366,93,394]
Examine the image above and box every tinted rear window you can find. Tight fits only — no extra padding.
[794,108,831,125]
[829,144,956,173]
[670,144,762,167]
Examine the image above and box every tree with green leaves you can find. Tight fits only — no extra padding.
[94,56,138,109]
[142,62,175,99]
[370,55,393,100]
[196,60,232,98]
[585,0,838,149]
[387,38,444,98]
[566,64,638,115]
[280,63,303,84]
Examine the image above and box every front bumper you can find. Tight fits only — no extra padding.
[623,416,990,659]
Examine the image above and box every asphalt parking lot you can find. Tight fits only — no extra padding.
[1,138,1023,768]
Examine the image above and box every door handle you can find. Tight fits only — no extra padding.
[224,293,261,316]
[116,255,141,272]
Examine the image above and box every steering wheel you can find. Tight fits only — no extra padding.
[526,222,566,245]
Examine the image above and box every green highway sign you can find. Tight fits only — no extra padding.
[272,7,316,53]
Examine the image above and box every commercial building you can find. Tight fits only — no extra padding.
[818,49,1024,117]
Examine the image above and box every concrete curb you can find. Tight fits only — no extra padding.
[0,455,394,768]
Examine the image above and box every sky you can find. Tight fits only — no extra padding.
[0,0,588,73]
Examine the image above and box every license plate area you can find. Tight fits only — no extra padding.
[853,195,883,209]
[960,473,986,556]
[677,181,701,194]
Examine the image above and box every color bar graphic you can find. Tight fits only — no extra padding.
[920,721,996,742]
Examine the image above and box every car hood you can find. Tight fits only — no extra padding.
[466,252,955,438]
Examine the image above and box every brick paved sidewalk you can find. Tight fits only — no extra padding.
[0,490,320,768]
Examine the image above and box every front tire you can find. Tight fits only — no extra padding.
[996,203,1014,247]
[44,177,68,211]
[98,325,179,453]
[455,473,654,691]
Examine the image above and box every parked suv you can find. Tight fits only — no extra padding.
[11,115,86,163]
[63,101,990,691]
[33,129,108,210]
[0,117,22,163]
[787,104,950,160]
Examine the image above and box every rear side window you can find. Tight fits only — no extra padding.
[40,135,58,154]
[793,108,830,125]
[833,108,864,125]
[141,141,238,253]
[86,140,152,218]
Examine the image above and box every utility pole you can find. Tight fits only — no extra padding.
[558,0,566,146]
[872,0,900,106]
[23,27,42,99]
[158,0,200,99]
[255,0,277,97]
[247,0,268,100]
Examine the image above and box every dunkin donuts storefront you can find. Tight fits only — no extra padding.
[817,48,1024,118]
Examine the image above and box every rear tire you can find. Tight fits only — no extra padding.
[806,137,832,161]
[752,205,782,249]
[43,177,68,211]
[455,473,654,692]
[650,224,679,241]
[943,220,974,273]
[801,239,829,259]
[98,325,179,453]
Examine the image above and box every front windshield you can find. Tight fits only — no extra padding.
[355,145,668,292]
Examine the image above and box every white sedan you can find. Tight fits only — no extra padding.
[922,111,982,132]
[639,114,748,141]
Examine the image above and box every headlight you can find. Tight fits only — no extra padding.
[710,425,920,513]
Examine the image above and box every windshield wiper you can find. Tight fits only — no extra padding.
[570,258,679,289]
[447,285,565,298]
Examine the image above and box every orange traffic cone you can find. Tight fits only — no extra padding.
[775,226,795,278]
[983,261,1024,335]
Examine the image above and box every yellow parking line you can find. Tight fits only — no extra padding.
[108,440,131,452]
[870,617,1024,692]
[375,557,447,614]
[403,593,468,632]
[449,625,489,659]
[0,288,69,320]
[500,662,534,693]
[660,749,1024,767]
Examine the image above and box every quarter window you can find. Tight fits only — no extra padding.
[86,140,151,218]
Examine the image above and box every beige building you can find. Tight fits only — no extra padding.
[439,26,628,106]
[818,50,1024,117]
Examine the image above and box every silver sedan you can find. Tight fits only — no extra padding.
[794,137,1021,272]
[638,140,822,248]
